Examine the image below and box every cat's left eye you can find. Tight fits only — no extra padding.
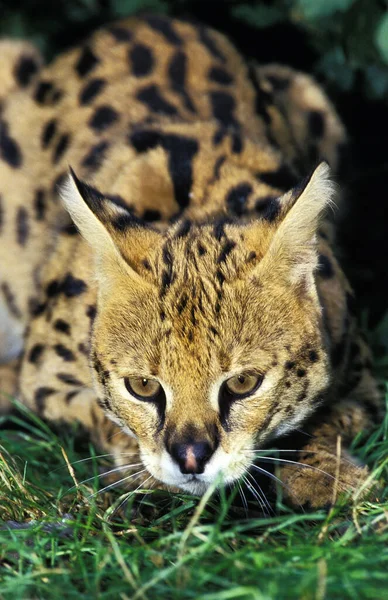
[224,372,263,399]
[124,377,162,401]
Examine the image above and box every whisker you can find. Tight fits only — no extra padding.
[108,475,154,518]
[250,463,303,510]
[244,449,320,455]
[243,448,354,466]
[89,468,148,498]
[242,474,271,515]
[51,452,140,475]
[246,471,273,515]
[68,462,144,491]
[256,456,337,481]
[236,481,249,517]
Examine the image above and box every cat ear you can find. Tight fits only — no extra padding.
[60,169,161,285]
[258,162,337,287]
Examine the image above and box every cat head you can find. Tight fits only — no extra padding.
[61,163,334,494]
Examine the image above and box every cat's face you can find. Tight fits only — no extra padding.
[62,163,333,494]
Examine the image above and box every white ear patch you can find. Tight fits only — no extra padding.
[60,172,122,261]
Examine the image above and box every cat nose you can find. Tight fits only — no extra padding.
[170,441,215,474]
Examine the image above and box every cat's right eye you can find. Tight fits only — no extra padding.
[221,372,264,401]
[124,377,163,402]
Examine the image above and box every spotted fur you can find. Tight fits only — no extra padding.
[0,16,382,508]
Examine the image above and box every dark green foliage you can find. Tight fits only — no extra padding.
[1,0,388,98]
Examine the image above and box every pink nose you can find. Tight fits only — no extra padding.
[170,441,214,474]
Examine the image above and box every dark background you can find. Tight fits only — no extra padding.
[1,0,387,333]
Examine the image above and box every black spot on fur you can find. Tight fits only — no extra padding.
[86,305,97,321]
[143,209,161,222]
[198,27,225,62]
[285,361,295,370]
[82,140,110,171]
[80,78,106,105]
[53,133,70,164]
[216,270,225,285]
[109,26,133,42]
[161,258,174,298]
[198,242,206,256]
[168,51,195,113]
[213,217,233,241]
[232,132,243,154]
[255,196,281,222]
[143,258,152,271]
[209,326,219,337]
[30,300,47,318]
[41,119,57,148]
[318,254,334,278]
[16,207,29,246]
[34,81,53,104]
[54,344,75,362]
[309,350,319,363]
[213,128,226,147]
[34,387,55,413]
[14,55,39,87]
[57,373,83,386]
[130,129,161,152]
[226,183,252,216]
[209,66,233,85]
[217,240,236,263]
[177,293,188,314]
[137,85,178,116]
[54,319,71,335]
[267,74,290,91]
[130,44,155,77]
[0,120,23,168]
[66,391,79,404]
[247,65,272,125]
[52,89,63,103]
[89,106,119,132]
[61,223,78,236]
[62,273,87,297]
[111,212,145,231]
[308,111,325,138]
[130,130,198,211]
[146,15,182,46]
[28,344,45,364]
[297,368,306,377]
[174,219,191,238]
[213,156,226,180]
[78,342,89,356]
[210,92,239,129]
[46,279,60,298]
[75,47,99,77]
[259,164,299,191]
[52,172,67,195]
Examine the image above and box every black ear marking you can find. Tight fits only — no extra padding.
[69,167,106,216]
[69,168,152,232]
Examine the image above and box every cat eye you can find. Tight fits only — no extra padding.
[124,377,163,401]
[224,372,263,399]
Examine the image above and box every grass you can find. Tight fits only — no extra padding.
[0,392,387,600]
